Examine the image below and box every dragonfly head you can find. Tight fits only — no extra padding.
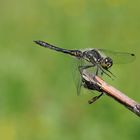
[100,57,113,69]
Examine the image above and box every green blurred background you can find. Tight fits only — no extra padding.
[0,0,140,140]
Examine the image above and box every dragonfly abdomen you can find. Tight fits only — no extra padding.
[34,40,83,58]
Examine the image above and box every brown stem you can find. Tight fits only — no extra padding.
[82,70,140,117]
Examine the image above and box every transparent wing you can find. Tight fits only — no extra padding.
[72,58,96,96]
[72,58,83,96]
[98,49,136,64]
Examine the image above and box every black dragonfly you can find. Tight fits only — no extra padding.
[34,40,135,103]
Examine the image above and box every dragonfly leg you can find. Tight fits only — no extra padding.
[95,66,99,75]
[101,71,104,76]
[88,92,104,104]
[79,64,100,77]
[78,65,93,74]
[78,65,100,84]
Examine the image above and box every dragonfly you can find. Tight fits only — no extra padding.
[34,40,136,103]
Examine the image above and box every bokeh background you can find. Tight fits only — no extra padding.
[0,0,140,140]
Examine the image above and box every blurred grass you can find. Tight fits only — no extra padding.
[0,0,140,140]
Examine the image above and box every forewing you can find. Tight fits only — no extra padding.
[98,49,136,64]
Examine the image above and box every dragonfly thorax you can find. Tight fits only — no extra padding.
[82,49,102,63]
[82,49,113,70]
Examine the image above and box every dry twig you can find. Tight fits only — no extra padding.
[82,70,140,117]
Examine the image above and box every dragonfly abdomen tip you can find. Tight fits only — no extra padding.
[34,40,41,44]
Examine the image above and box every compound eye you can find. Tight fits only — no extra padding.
[104,58,109,65]
[105,57,113,68]
[105,58,108,63]
[101,57,113,69]
[104,57,113,68]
